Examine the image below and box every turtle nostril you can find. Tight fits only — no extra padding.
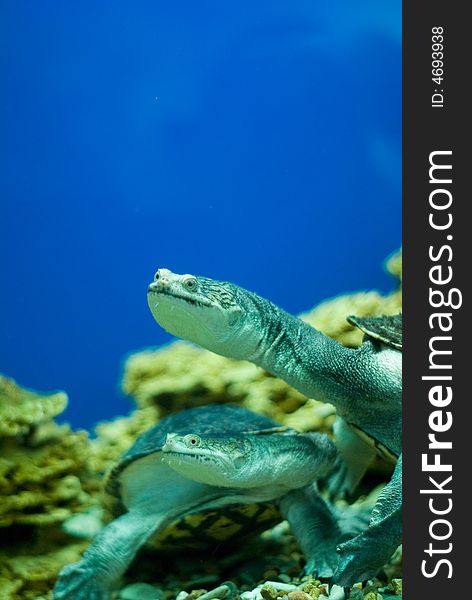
[163,435,174,452]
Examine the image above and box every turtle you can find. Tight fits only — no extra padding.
[53,404,366,600]
[146,269,402,586]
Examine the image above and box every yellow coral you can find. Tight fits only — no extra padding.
[0,425,94,527]
[0,375,68,437]
[0,377,100,598]
[386,248,402,282]
[0,538,87,600]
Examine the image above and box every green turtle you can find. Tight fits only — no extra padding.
[146,269,402,586]
[54,404,364,600]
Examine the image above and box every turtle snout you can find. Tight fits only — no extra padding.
[162,433,179,452]
[148,279,170,293]
[149,268,173,293]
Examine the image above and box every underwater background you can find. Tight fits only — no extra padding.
[0,0,401,429]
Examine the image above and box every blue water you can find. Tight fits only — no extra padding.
[0,1,401,430]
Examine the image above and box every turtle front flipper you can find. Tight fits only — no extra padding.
[327,417,377,500]
[334,454,402,586]
[53,510,165,600]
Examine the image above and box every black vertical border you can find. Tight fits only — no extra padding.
[403,2,469,597]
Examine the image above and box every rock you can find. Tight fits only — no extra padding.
[287,592,311,600]
[220,581,239,599]
[327,585,345,600]
[187,590,210,600]
[195,584,235,600]
[391,578,402,595]
[299,579,329,600]
[240,589,263,600]
[61,506,104,539]
[263,582,298,592]
[260,584,279,600]
[363,593,382,600]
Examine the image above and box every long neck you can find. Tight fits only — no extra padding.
[222,291,401,451]
[237,292,364,413]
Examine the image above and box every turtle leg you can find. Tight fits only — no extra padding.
[334,453,402,586]
[280,484,373,579]
[327,417,376,500]
[279,485,343,579]
[53,509,166,600]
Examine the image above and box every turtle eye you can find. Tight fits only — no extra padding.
[184,434,201,447]
[183,276,198,291]
[154,270,160,281]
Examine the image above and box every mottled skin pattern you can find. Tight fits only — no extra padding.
[54,405,364,600]
[147,269,402,586]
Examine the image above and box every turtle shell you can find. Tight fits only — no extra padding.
[104,404,289,551]
[347,313,402,350]
[149,502,280,551]
[344,313,402,463]
[346,423,398,464]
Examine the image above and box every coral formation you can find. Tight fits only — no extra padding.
[0,376,67,438]
[1,250,402,599]
[0,376,96,598]
[0,535,88,600]
[0,376,95,528]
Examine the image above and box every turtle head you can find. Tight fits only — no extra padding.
[161,430,336,491]
[161,432,252,487]
[148,269,253,357]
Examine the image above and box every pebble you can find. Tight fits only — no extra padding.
[260,585,279,600]
[261,521,290,542]
[299,581,321,600]
[263,570,279,580]
[240,588,263,600]
[287,592,311,600]
[119,582,164,600]
[391,578,402,595]
[220,581,238,599]
[263,582,297,592]
[187,590,208,600]
[327,585,345,600]
[61,507,104,539]
[194,584,234,600]
[175,593,189,600]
